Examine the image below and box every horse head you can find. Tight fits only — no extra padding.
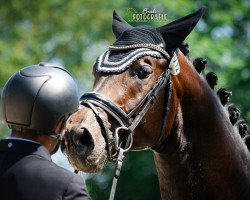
[61,8,205,173]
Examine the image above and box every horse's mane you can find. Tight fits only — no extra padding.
[179,42,250,151]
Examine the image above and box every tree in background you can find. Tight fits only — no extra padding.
[0,0,249,199]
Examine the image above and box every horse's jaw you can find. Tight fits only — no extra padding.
[62,108,108,173]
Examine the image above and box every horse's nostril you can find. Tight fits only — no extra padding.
[61,127,94,158]
[78,128,94,151]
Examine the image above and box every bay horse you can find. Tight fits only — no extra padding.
[62,8,250,199]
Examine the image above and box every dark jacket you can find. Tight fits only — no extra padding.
[0,139,91,200]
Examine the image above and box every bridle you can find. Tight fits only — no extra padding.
[79,44,178,200]
[80,68,172,156]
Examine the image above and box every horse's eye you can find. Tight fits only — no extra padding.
[137,65,153,79]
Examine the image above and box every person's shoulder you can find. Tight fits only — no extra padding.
[44,159,79,179]
[63,171,91,200]
[49,163,91,199]
[27,154,78,183]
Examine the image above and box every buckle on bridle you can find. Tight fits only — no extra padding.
[114,126,133,152]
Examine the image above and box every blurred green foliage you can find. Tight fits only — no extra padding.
[0,0,249,199]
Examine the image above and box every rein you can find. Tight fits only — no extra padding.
[80,46,176,200]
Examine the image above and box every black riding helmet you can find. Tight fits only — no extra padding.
[1,62,79,134]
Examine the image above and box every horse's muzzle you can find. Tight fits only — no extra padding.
[61,126,94,158]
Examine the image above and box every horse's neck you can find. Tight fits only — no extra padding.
[154,54,250,200]
[154,106,191,199]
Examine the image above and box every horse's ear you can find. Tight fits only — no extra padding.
[112,10,132,38]
[157,7,206,52]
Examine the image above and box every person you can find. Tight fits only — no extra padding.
[0,62,91,200]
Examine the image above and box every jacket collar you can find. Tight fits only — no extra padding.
[0,139,51,161]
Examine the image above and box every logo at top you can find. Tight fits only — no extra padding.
[127,8,168,23]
